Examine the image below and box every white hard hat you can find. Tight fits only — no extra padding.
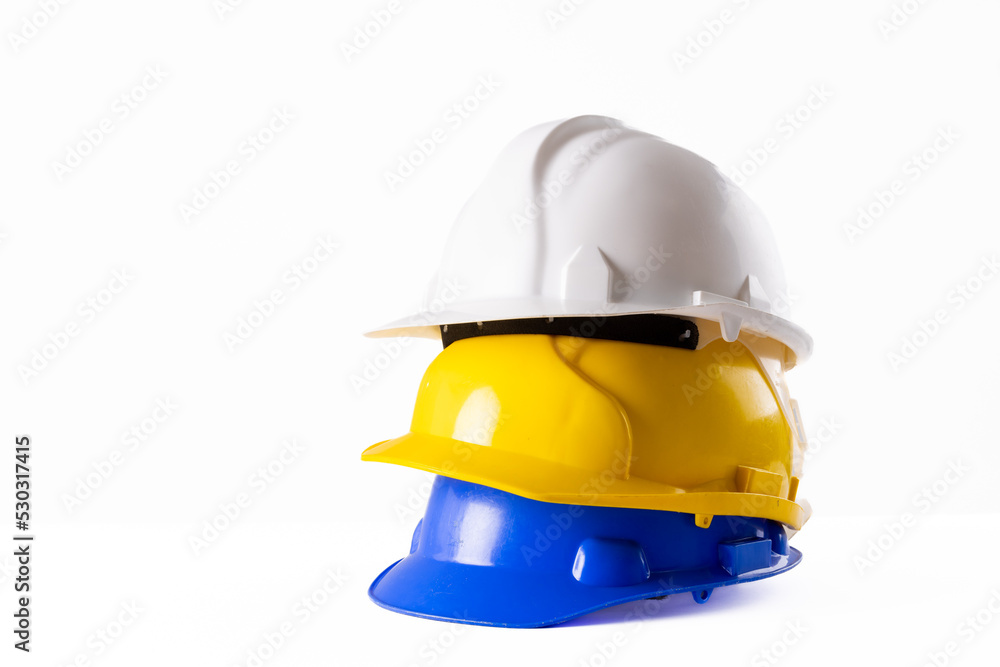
[368,115,812,366]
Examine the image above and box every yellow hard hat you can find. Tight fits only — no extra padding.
[363,320,809,529]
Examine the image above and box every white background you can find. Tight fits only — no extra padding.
[2,0,999,665]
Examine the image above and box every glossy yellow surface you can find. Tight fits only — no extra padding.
[362,334,808,528]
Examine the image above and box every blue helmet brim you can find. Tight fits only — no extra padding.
[368,476,801,628]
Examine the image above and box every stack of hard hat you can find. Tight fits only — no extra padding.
[361,115,812,628]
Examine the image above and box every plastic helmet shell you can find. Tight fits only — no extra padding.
[367,115,812,367]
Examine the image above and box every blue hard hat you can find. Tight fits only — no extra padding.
[369,476,801,628]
